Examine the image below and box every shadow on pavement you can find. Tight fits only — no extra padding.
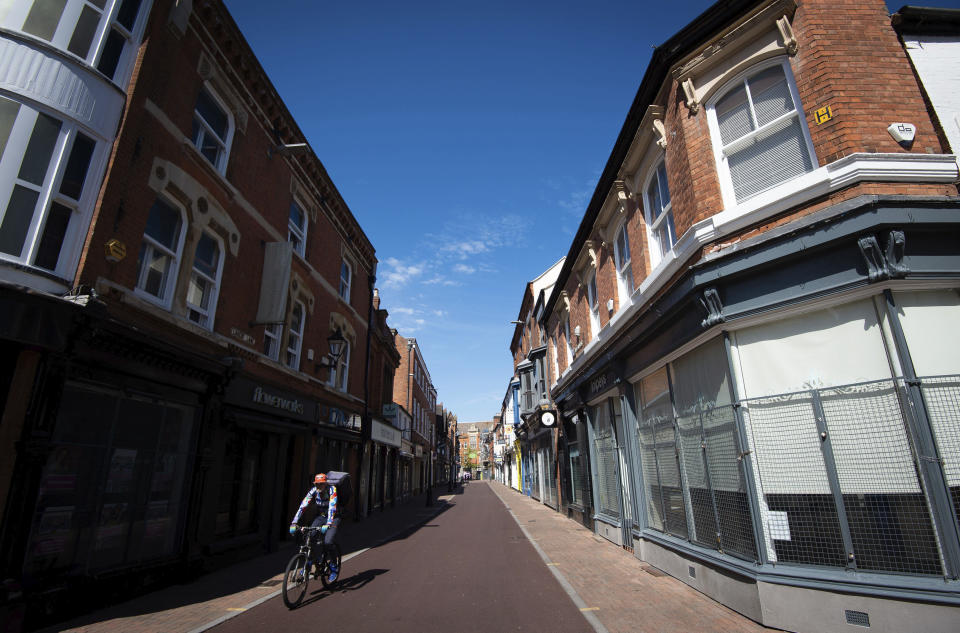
[35,493,454,633]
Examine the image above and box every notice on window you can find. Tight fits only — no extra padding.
[768,511,791,541]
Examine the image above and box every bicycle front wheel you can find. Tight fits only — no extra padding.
[282,552,310,608]
[319,543,342,589]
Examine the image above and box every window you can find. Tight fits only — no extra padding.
[709,60,814,204]
[96,0,145,82]
[285,301,305,369]
[329,339,350,392]
[0,98,98,275]
[186,232,222,328]
[643,158,676,266]
[339,258,352,301]
[192,87,232,173]
[135,196,184,306]
[564,315,573,365]
[586,270,599,337]
[263,323,281,361]
[613,223,634,301]
[10,0,146,83]
[288,200,306,256]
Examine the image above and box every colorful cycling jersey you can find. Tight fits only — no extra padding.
[291,484,338,526]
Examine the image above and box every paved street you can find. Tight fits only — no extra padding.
[210,481,592,633]
[45,481,774,633]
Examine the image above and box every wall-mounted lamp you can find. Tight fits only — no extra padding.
[511,320,523,325]
[316,328,346,370]
[573,325,581,341]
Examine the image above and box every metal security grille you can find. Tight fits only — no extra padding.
[592,404,621,519]
[541,441,559,508]
[743,379,944,575]
[921,375,960,526]
[646,406,757,560]
[568,441,590,507]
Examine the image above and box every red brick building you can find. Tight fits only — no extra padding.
[0,0,399,624]
[392,332,436,494]
[540,0,960,631]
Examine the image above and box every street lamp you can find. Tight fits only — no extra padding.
[316,328,346,370]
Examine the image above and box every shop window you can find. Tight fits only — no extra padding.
[192,86,233,173]
[186,232,222,328]
[288,200,306,257]
[135,196,184,306]
[731,300,945,573]
[589,401,620,519]
[23,382,195,575]
[642,158,676,267]
[708,60,815,205]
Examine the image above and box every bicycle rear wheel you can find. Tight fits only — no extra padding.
[282,552,310,608]
[319,543,342,589]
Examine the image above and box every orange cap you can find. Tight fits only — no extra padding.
[314,473,327,484]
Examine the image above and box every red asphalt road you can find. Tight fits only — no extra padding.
[210,482,594,633]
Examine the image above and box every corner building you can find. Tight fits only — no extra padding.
[542,1,960,631]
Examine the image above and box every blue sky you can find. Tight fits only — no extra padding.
[225,0,955,423]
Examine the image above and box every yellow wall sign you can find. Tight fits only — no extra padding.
[104,238,127,262]
[815,105,833,125]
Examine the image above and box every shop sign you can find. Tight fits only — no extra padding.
[382,403,398,420]
[225,377,315,423]
[371,419,401,447]
[588,368,619,399]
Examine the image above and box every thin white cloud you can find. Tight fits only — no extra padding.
[381,257,424,289]
[454,263,475,274]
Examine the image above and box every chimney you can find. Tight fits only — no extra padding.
[373,288,381,310]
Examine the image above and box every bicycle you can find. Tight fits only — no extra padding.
[282,526,342,609]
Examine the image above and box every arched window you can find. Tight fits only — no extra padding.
[186,232,223,329]
[613,222,634,301]
[285,300,306,369]
[135,196,185,307]
[643,158,676,267]
[708,59,815,204]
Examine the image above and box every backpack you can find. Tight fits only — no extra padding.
[326,471,352,508]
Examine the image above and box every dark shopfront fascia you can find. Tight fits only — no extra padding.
[0,288,227,626]
[213,376,363,564]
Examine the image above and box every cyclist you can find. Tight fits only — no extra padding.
[289,473,340,582]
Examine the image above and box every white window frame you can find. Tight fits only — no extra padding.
[288,199,307,257]
[586,269,600,338]
[642,157,676,268]
[339,258,352,302]
[134,194,186,309]
[612,221,634,304]
[263,322,281,361]
[705,57,817,209]
[185,231,223,329]
[192,84,234,174]
[564,314,573,366]
[550,334,560,386]
[5,0,150,86]
[285,300,305,370]
[0,100,105,279]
